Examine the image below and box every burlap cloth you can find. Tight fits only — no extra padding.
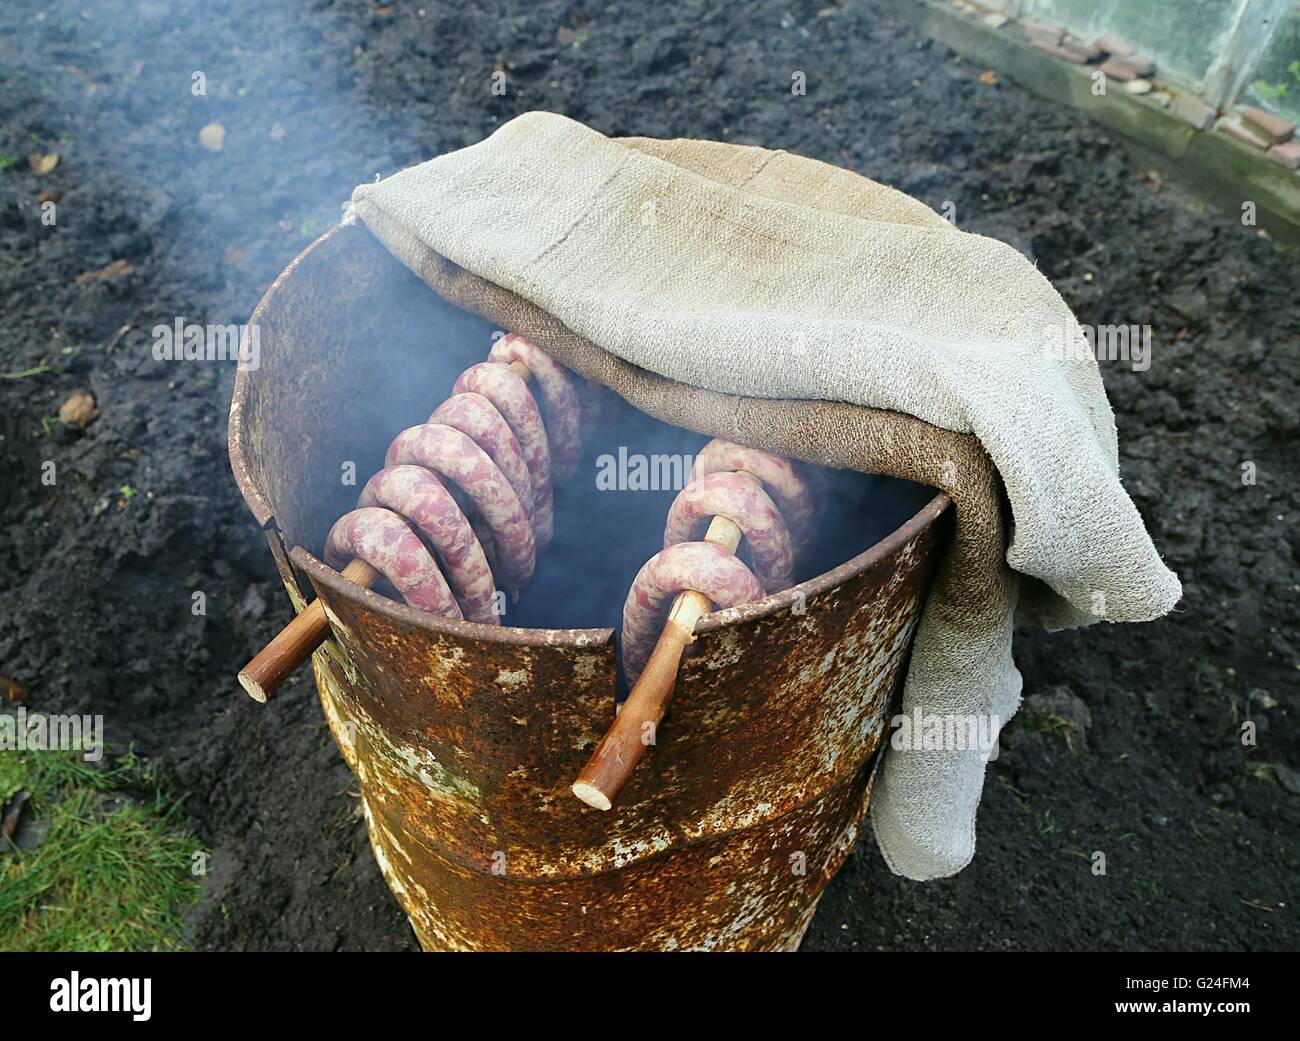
[347,112,1180,880]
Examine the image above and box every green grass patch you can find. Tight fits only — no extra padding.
[0,747,204,951]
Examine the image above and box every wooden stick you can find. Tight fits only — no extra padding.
[571,513,743,811]
[238,360,536,704]
[238,559,379,702]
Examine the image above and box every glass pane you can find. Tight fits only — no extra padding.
[1025,0,1248,85]
[1242,0,1300,124]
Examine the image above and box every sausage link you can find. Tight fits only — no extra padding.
[488,333,582,482]
[325,507,462,618]
[690,439,814,550]
[358,465,499,624]
[385,423,535,589]
[453,362,554,547]
[663,471,795,592]
[429,392,534,526]
[620,541,765,685]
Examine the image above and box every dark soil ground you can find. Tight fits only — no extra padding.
[1,0,1296,951]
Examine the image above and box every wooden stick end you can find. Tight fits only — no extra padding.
[238,671,268,704]
[571,781,612,811]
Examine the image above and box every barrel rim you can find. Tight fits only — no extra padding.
[229,223,352,532]
[289,489,950,647]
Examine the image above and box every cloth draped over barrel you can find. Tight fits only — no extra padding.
[345,111,1181,881]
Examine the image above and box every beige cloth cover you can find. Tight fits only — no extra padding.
[347,111,1181,881]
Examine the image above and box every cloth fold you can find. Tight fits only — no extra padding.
[348,111,1180,880]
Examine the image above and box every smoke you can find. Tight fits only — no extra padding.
[12,0,937,644]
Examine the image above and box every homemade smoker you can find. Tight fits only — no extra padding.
[228,223,951,951]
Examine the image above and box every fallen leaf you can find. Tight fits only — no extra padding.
[28,151,59,175]
[1,790,29,844]
[978,69,998,85]
[58,391,99,428]
[1138,168,1163,193]
[74,258,132,285]
[0,673,26,704]
[198,122,225,152]
[36,189,61,204]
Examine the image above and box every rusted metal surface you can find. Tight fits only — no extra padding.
[229,219,954,951]
[293,494,947,950]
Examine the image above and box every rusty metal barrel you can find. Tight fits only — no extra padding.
[228,222,951,951]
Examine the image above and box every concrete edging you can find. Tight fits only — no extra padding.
[883,0,1300,240]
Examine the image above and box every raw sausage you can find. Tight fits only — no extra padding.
[620,541,765,685]
[385,422,535,589]
[691,440,814,550]
[357,465,499,624]
[662,471,794,592]
[429,392,534,527]
[489,333,582,482]
[325,507,462,619]
[453,363,554,547]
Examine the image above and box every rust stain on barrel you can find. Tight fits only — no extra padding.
[290,494,949,950]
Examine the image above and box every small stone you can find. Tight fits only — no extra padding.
[1124,78,1153,95]
[58,391,99,428]
[982,13,1008,29]
[1138,168,1163,192]
[1267,139,1300,169]
[28,151,59,175]
[1273,764,1300,795]
[1023,685,1092,753]
[1250,688,1279,710]
[239,583,267,621]
[198,122,226,152]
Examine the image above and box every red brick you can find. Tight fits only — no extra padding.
[1171,93,1217,131]
[1104,54,1154,78]
[1093,31,1135,57]
[1017,17,1063,46]
[1219,117,1271,150]
[1063,34,1102,61]
[1033,40,1089,64]
[1098,56,1137,82]
[1267,140,1300,168]
[1240,105,1295,143]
